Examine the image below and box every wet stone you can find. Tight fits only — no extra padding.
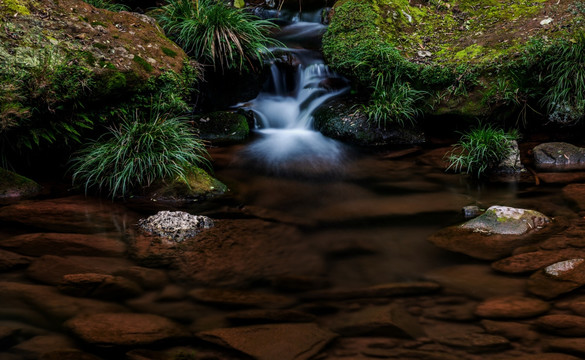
[527,259,585,299]
[533,142,585,171]
[493,250,585,274]
[189,288,296,309]
[474,295,551,319]
[65,313,189,347]
[480,319,539,341]
[0,249,31,271]
[113,266,169,290]
[423,302,478,322]
[39,349,103,360]
[563,183,585,212]
[58,273,143,300]
[517,354,582,360]
[326,304,425,339]
[536,315,585,336]
[10,334,76,359]
[302,282,441,301]
[0,232,127,257]
[226,309,316,325]
[460,205,550,236]
[197,323,336,360]
[434,333,511,353]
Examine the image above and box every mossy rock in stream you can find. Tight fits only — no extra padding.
[323,0,585,124]
[0,168,41,204]
[313,97,425,146]
[145,167,228,204]
[193,111,250,145]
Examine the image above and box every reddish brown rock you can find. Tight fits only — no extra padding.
[226,309,316,325]
[527,259,585,299]
[301,282,441,301]
[126,292,211,323]
[493,249,585,274]
[9,334,76,359]
[0,233,126,257]
[197,323,336,360]
[539,172,585,184]
[26,255,132,285]
[113,266,169,290]
[519,353,582,360]
[58,273,142,300]
[474,295,551,319]
[0,249,31,271]
[0,282,126,324]
[65,313,189,347]
[545,338,585,357]
[424,265,526,300]
[480,319,539,341]
[0,196,136,233]
[434,332,511,353]
[326,304,425,338]
[563,183,585,211]
[536,315,585,336]
[189,288,296,309]
[38,350,102,360]
[424,302,478,322]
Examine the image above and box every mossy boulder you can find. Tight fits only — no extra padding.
[0,168,41,204]
[194,111,250,145]
[323,0,584,122]
[146,166,228,204]
[313,98,425,146]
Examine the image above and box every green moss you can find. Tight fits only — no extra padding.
[93,42,108,50]
[91,21,108,27]
[154,166,228,200]
[0,168,41,199]
[133,55,154,73]
[454,44,484,61]
[2,0,30,16]
[161,47,178,58]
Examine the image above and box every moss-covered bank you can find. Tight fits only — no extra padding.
[323,0,585,125]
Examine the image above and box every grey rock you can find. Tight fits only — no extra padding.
[534,142,585,171]
[461,205,550,235]
[137,211,213,243]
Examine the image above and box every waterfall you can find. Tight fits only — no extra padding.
[237,19,350,175]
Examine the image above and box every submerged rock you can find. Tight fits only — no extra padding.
[0,168,41,204]
[197,323,336,360]
[527,258,585,299]
[474,295,551,319]
[534,143,585,171]
[137,211,214,243]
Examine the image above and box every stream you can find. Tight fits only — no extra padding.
[0,10,583,360]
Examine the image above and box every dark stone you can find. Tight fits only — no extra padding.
[545,338,585,358]
[0,249,31,271]
[0,233,127,257]
[326,304,425,338]
[493,249,585,274]
[474,295,551,319]
[188,288,296,309]
[65,313,189,347]
[563,183,585,211]
[302,282,441,301]
[536,315,585,336]
[194,111,250,144]
[226,309,316,325]
[534,143,585,171]
[527,259,585,299]
[113,266,169,290]
[58,273,143,300]
[434,333,511,353]
[0,168,41,204]
[480,320,538,341]
[197,323,336,360]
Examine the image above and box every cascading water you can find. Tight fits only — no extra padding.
[237,15,350,175]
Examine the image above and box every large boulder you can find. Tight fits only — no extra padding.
[0,169,41,204]
[534,143,585,171]
[323,0,584,122]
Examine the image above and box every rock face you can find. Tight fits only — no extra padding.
[0,168,41,204]
[137,211,214,243]
[197,323,336,360]
[65,313,188,347]
[428,206,551,260]
[313,98,426,146]
[534,143,585,171]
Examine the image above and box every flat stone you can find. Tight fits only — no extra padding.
[26,255,132,285]
[536,315,585,336]
[10,334,76,359]
[197,323,336,360]
[474,295,551,319]
[0,195,134,233]
[434,333,511,353]
[516,354,581,360]
[538,172,585,184]
[545,338,585,357]
[0,282,126,324]
[37,349,103,360]
[527,259,585,299]
[65,313,189,347]
[302,282,441,301]
[423,302,478,322]
[58,273,143,300]
[0,249,31,271]
[189,288,296,309]
[0,233,126,257]
[126,293,211,323]
[493,249,585,274]
[112,266,169,290]
[327,304,425,338]
[534,142,585,171]
[226,309,316,325]
[424,265,526,299]
[480,320,538,341]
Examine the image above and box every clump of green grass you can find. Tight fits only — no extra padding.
[362,74,426,128]
[154,0,282,72]
[70,108,209,198]
[447,124,519,178]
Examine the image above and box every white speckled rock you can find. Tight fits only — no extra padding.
[545,259,585,277]
[137,211,213,243]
